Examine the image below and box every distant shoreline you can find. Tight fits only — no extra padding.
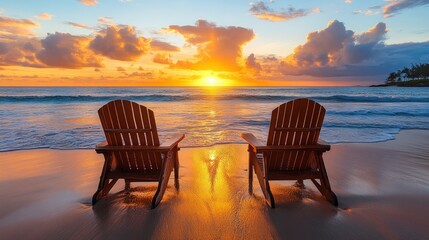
[370,79,429,87]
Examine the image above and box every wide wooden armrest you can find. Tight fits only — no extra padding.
[96,140,108,149]
[160,133,185,149]
[317,138,331,150]
[242,133,330,152]
[241,133,265,151]
[95,134,185,154]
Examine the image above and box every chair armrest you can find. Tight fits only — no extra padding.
[95,134,185,154]
[96,140,108,149]
[241,133,265,152]
[160,133,185,150]
[241,133,330,152]
[317,138,331,151]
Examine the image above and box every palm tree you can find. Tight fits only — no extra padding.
[401,67,410,81]
[386,72,397,84]
[396,70,402,81]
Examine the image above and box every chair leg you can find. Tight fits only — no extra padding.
[251,152,276,208]
[151,151,174,209]
[316,154,338,206]
[125,180,131,191]
[248,146,253,194]
[174,149,179,180]
[294,179,305,189]
[92,153,111,205]
[265,180,275,208]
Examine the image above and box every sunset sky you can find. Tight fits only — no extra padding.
[1,0,429,86]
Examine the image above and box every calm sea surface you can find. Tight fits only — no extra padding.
[1,87,428,151]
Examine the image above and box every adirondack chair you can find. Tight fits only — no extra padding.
[242,98,337,208]
[93,99,185,208]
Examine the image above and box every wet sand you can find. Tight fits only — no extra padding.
[1,130,429,239]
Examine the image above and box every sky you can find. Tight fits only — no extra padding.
[0,0,429,86]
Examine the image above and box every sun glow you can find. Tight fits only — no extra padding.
[206,76,218,86]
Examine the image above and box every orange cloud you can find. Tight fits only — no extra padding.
[79,0,98,6]
[35,13,53,20]
[168,20,254,71]
[150,39,179,52]
[65,22,91,29]
[0,38,43,67]
[153,53,173,64]
[37,32,102,68]
[245,53,261,71]
[0,15,39,38]
[249,2,316,22]
[98,17,113,25]
[90,25,150,61]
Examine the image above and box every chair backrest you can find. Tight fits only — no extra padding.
[98,99,161,171]
[266,98,326,171]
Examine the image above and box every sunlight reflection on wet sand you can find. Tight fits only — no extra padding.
[1,130,429,239]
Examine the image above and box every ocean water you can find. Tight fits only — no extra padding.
[1,86,428,151]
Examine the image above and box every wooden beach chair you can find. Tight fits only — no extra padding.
[242,98,337,208]
[93,99,185,208]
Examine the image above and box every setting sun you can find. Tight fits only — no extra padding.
[201,76,227,87]
[207,77,217,86]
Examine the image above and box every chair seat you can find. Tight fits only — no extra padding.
[107,169,161,181]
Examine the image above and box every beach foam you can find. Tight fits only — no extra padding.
[1,87,429,151]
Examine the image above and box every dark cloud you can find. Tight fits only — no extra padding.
[168,20,254,71]
[278,21,429,78]
[246,53,261,71]
[249,1,317,22]
[383,0,429,18]
[280,20,395,77]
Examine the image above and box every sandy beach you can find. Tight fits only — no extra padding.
[1,130,429,239]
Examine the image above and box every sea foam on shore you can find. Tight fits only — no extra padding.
[1,86,429,151]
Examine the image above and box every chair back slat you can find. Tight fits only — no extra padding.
[266,98,326,171]
[132,103,149,170]
[98,100,162,172]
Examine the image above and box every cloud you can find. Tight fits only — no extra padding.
[150,39,179,52]
[245,53,261,71]
[344,0,353,3]
[89,25,150,61]
[65,22,91,29]
[168,20,254,71]
[0,15,39,38]
[98,17,113,25]
[35,13,53,20]
[79,0,98,6]
[116,66,126,72]
[280,20,390,77]
[0,38,43,67]
[153,53,172,64]
[353,9,380,15]
[249,1,316,22]
[37,32,102,68]
[383,0,429,18]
